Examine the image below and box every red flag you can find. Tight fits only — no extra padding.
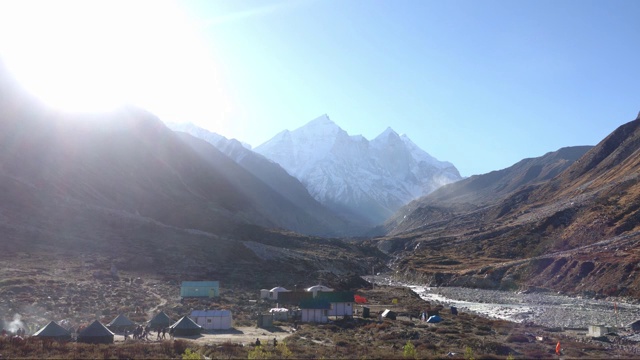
[555,341,561,355]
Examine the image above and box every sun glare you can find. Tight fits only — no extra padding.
[0,0,227,119]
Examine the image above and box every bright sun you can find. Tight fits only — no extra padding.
[0,0,227,120]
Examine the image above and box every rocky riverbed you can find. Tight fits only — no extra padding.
[365,275,640,329]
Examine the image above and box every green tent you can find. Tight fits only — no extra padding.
[33,321,71,341]
[148,311,173,330]
[169,316,202,336]
[78,320,114,344]
[107,314,136,333]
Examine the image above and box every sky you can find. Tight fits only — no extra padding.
[0,0,639,176]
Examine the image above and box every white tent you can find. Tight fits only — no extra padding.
[305,284,333,297]
[260,289,270,299]
[191,310,232,330]
[268,287,291,300]
[269,308,289,321]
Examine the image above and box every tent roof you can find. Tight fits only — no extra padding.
[149,311,173,325]
[33,321,71,337]
[270,287,290,292]
[108,314,135,327]
[191,310,231,317]
[305,285,333,292]
[79,320,114,337]
[170,316,203,330]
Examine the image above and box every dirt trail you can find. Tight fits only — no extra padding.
[147,287,168,315]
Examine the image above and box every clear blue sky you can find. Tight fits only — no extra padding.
[1,0,639,176]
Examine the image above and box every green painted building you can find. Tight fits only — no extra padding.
[180,281,219,298]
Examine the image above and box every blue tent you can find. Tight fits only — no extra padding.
[427,315,442,323]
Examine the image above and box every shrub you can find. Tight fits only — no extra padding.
[248,345,272,359]
[403,340,417,359]
[182,348,200,359]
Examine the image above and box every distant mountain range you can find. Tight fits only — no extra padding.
[168,122,365,236]
[6,55,640,299]
[369,113,640,298]
[383,145,592,235]
[253,115,462,226]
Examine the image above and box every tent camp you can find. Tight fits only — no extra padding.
[170,316,203,336]
[148,311,173,330]
[107,314,136,333]
[33,321,71,341]
[77,320,114,344]
[191,310,232,330]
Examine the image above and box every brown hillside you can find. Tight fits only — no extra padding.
[372,116,640,298]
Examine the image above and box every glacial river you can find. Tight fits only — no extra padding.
[364,275,640,329]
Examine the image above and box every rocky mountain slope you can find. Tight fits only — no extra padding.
[0,60,385,280]
[383,145,592,235]
[369,115,640,299]
[254,115,461,226]
[167,123,367,236]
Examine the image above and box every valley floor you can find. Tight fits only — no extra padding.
[2,254,640,358]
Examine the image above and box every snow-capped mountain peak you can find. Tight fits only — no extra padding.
[374,126,400,141]
[255,115,462,225]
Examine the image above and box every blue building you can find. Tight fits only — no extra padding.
[180,281,219,298]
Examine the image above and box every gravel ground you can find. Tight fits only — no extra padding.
[365,275,640,329]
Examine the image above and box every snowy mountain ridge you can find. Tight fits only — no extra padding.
[166,120,369,236]
[254,115,462,226]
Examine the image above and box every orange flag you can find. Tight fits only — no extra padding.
[555,341,561,355]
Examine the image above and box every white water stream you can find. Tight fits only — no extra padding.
[365,276,640,328]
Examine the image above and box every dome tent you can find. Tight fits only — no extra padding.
[78,320,114,344]
[169,316,202,336]
[33,321,71,341]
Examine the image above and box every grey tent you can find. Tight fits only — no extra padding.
[33,321,71,341]
[78,320,114,344]
[107,314,136,333]
[148,311,173,330]
[169,316,202,336]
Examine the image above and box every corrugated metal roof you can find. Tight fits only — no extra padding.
[190,310,231,317]
[300,299,331,309]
